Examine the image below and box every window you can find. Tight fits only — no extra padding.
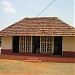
[26,36,31,52]
[19,36,26,52]
[41,36,53,53]
[19,36,31,52]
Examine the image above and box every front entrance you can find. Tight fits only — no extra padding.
[13,36,62,55]
[54,36,62,55]
[13,36,19,53]
[32,36,40,54]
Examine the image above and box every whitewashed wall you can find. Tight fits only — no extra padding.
[1,36,12,50]
[62,36,75,52]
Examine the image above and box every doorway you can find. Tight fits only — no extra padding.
[32,36,40,54]
[54,36,62,55]
[13,36,19,53]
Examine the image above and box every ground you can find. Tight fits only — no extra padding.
[0,59,75,75]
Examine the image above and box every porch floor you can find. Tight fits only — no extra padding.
[0,53,75,63]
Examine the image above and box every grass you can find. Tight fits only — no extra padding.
[0,59,75,75]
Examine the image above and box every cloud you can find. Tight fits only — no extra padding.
[1,0,16,13]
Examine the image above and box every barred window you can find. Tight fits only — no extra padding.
[26,36,31,52]
[20,36,26,52]
[41,36,53,53]
[19,36,31,52]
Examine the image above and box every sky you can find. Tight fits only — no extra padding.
[0,0,74,30]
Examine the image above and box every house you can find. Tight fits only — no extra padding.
[0,17,75,56]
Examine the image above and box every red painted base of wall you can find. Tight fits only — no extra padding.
[1,49,75,57]
[1,49,12,54]
[63,51,75,57]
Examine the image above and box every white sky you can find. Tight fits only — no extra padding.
[0,0,74,30]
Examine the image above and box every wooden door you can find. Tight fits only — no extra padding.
[54,36,62,55]
[32,36,40,54]
[13,36,19,53]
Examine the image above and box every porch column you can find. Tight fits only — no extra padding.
[52,36,54,53]
[40,36,41,53]
[31,36,32,52]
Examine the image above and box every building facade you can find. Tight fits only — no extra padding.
[0,17,75,56]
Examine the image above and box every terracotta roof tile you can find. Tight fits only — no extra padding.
[0,17,75,36]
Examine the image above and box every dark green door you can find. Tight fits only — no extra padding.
[32,36,40,54]
[13,36,19,53]
[54,36,62,55]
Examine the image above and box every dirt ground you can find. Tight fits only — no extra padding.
[0,59,75,75]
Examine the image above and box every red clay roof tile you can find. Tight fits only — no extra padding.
[0,17,75,36]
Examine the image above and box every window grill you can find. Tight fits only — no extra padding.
[19,36,31,52]
[41,36,53,53]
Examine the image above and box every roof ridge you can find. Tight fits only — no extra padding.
[23,17,57,19]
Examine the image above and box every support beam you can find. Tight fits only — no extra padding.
[40,36,41,53]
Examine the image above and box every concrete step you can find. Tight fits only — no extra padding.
[25,59,41,62]
[28,58,39,60]
[25,58,41,62]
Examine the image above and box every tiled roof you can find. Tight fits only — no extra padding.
[0,17,75,36]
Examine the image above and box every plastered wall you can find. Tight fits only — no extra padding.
[1,36,12,50]
[62,36,75,52]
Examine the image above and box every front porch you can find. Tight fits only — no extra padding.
[13,36,62,55]
[1,36,75,57]
[0,53,74,63]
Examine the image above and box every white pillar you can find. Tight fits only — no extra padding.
[31,36,32,52]
[0,47,1,54]
[52,36,54,53]
[40,36,41,53]
[19,36,20,52]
